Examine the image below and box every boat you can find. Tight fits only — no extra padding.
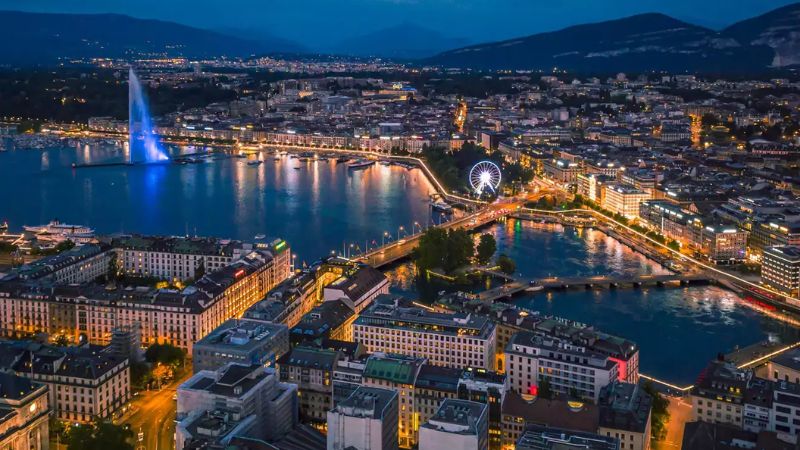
[336,156,350,163]
[347,159,375,170]
[525,283,544,293]
[379,160,392,166]
[431,201,453,213]
[23,220,95,244]
[273,157,281,161]
[247,160,263,166]
[0,221,7,232]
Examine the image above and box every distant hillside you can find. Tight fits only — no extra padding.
[424,11,779,72]
[722,2,800,67]
[0,11,267,65]
[333,23,471,59]
[214,26,306,55]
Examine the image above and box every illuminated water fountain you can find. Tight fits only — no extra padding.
[128,68,168,164]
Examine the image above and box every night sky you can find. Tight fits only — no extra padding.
[2,0,796,48]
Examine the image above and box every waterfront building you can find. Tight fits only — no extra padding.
[176,363,297,449]
[543,159,582,186]
[277,346,341,425]
[0,340,130,424]
[191,318,289,373]
[690,361,749,427]
[602,184,650,220]
[0,373,49,450]
[353,299,497,370]
[2,243,113,285]
[689,221,749,264]
[115,234,282,281]
[326,386,399,450]
[750,220,800,256]
[418,399,489,450]
[597,382,652,450]
[0,241,291,353]
[435,297,639,384]
[515,425,619,450]
[505,331,618,403]
[767,348,800,384]
[761,246,800,299]
[577,174,615,204]
[323,265,389,314]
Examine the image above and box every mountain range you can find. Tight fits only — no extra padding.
[425,3,800,72]
[327,23,471,59]
[0,11,276,65]
[1,4,799,73]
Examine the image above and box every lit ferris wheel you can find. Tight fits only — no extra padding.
[469,161,502,195]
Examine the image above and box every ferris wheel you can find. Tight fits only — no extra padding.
[469,161,502,195]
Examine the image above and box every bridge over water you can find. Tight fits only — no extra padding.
[476,270,710,302]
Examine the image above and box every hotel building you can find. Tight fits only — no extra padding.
[762,246,800,299]
[353,300,496,371]
[0,239,291,353]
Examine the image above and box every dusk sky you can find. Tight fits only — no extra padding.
[2,0,797,48]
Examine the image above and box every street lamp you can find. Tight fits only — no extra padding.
[413,221,421,234]
[398,226,405,241]
[382,231,390,246]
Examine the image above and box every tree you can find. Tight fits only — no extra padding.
[476,234,497,265]
[144,343,185,368]
[444,229,474,273]
[107,253,119,282]
[195,258,206,280]
[643,382,670,440]
[54,240,76,253]
[498,254,516,275]
[538,378,553,399]
[66,420,133,450]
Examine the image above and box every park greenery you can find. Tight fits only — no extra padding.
[130,342,187,389]
[476,234,497,265]
[414,229,514,279]
[422,142,533,195]
[60,420,134,450]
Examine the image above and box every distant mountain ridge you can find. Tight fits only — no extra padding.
[0,10,281,65]
[425,3,800,72]
[331,23,471,59]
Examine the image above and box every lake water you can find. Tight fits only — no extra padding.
[2,145,797,385]
[0,144,437,263]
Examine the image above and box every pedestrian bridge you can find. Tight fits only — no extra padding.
[476,269,710,302]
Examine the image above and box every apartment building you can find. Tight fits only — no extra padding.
[0,373,49,450]
[0,340,130,424]
[505,331,619,403]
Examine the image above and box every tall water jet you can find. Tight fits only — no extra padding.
[129,68,168,164]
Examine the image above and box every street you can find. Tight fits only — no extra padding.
[124,373,191,450]
[654,396,692,450]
